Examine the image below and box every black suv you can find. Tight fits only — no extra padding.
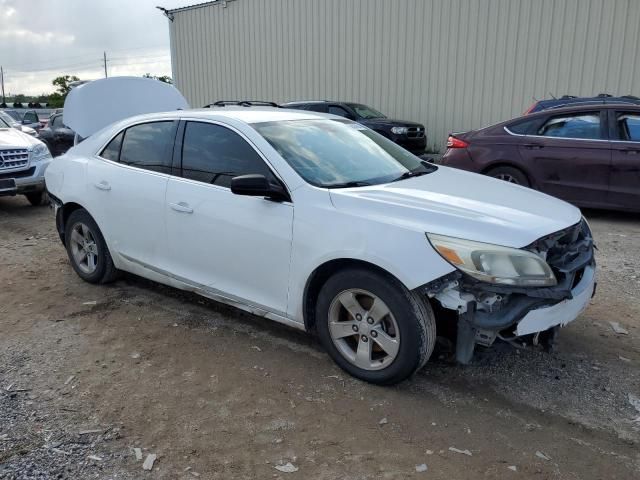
[38,112,75,157]
[281,101,427,154]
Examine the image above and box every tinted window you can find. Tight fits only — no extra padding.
[23,111,38,123]
[507,119,537,134]
[537,113,601,139]
[119,121,176,173]
[328,105,350,118]
[50,115,63,128]
[181,122,273,188]
[100,132,124,161]
[617,113,640,142]
[305,103,327,113]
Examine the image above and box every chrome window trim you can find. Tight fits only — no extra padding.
[503,126,610,143]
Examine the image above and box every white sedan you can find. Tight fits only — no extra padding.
[45,80,595,385]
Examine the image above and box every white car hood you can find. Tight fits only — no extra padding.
[0,127,41,148]
[329,166,582,248]
[64,76,189,138]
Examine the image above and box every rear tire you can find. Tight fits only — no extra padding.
[315,268,436,385]
[65,209,118,284]
[25,191,49,206]
[486,166,530,187]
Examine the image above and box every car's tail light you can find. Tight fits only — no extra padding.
[446,136,469,149]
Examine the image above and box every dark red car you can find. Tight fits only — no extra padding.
[441,104,640,212]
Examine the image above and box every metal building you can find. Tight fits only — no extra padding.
[166,0,640,150]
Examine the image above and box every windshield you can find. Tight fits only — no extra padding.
[346,103,386,119]
[3,110,21,122]
[253,119,434,188]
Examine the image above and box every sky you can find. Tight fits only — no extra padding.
[0,0,196,96]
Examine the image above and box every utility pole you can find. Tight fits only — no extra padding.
[103,52,108,78]
[1,66,5,106]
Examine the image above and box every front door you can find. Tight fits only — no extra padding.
[609,110,640,210]
[518,110,611,207]
[86,120,178,269]
[164,120,293,316]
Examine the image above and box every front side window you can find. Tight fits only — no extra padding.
[181,122,274,188]
[537,113,602,140]
[617,112,640,142]
[253,119,434,188]
[346,103,386,119]
[119,121,176,174]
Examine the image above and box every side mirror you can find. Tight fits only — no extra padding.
[230,174,289,201]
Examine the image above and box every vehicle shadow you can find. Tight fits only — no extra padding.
[582,207,639,225]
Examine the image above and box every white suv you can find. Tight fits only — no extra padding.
[0,114,52,205]
[45,79,595,385]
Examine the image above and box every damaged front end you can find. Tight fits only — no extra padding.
[422,219,595,363]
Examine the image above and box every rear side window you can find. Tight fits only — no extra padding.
[617,112,640,141]
[305,103,327,113]
[50,115,62,128]
[181,122,273,188]
[328,105,350,117]
[537,113,602,140]
[507,119,538,135]
[101,132,124,161]
[119,121,176,174]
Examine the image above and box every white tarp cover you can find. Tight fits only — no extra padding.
[64,76,189,138]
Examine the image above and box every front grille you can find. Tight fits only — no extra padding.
[407,127,425,138]
[0,149,29,170]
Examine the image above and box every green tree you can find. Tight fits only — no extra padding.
[143,73,173,84]
[52,75,80,96]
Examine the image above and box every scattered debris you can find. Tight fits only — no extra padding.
[143,453,157,471]
[82,301,97,306]
[508,465,517,471]
[88,455,103,461]
[130,352,141,359]
[425,450,433,455]
[274,462,299,473]
[619,356,631,363]
[251,346,262,352]
[134,447,143,461]
[63,375,75,385]
[50,447,71,456]
[78,429,103,435]
[609,322,629,335]
[449,447,472,456]
[535,451,551,461]
[378,417,388,425]
[628,393,640,414]
[190,472,201,477]
[415,463,428,472]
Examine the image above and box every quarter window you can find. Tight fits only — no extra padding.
[100,132,124,161]
[617,113,640,142]
[50,115,63,128]
[181,122,273,188]
[119,121,176,174]
[537,113,602,140]
[328,105,350,118]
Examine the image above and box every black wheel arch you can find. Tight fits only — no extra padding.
[481,162,535,188]
[303,258,411,333]
[55,201,87,246]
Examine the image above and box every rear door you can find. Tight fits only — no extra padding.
[517,110,611,206]
[609,109,640,210]
[86,120,178,270]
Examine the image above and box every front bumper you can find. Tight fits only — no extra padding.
[515,264,595,335]
[394,135,427,154]
[0,160,50,196]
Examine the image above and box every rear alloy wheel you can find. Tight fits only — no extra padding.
[65,209,118,284]
[486,166,530,187]
[316,268,436,385]
[25,191,49,206]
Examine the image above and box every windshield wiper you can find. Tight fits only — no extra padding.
[326,180,372,189]
[391,162,437,183]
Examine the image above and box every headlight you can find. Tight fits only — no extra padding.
[30,143,51,161]
[390,126,408,135]
[427,233,557,287]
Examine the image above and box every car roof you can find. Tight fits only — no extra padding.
[522,102,640,120]
[121,107,332,125]
[531,95,640,112]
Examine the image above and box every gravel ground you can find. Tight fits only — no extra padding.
[0,197,639,479]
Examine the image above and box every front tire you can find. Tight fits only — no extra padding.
[65,209,118,284]
[316,268,436,385]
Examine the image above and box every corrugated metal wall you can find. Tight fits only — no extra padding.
[169,0,640,150]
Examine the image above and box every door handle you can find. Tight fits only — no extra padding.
[94,181,111,191]
[169,202,194,214]
[523,143,544,150]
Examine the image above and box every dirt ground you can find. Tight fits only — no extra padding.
[1,196,639,479]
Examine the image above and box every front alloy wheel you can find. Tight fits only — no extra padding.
[328,289,400,371]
